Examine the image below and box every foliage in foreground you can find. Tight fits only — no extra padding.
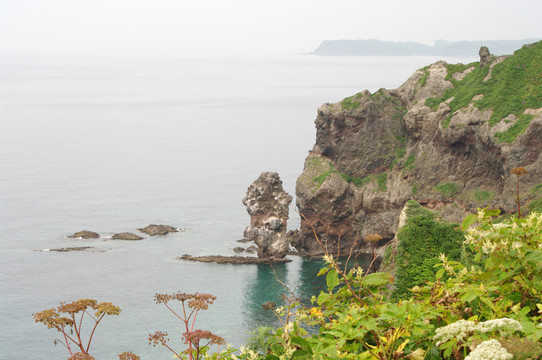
[234,210,542,359]
[35,209,542,359]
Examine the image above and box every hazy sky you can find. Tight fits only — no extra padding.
[1,0,541,58]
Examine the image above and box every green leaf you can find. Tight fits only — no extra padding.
[290,336,313,354]
[291,350,310,359]
[317,267,330,277]
[363,272,392,287]
[326,268,340,291]
[461,290,479,302]
[525,250,542,264]
[485,208,501,217]
[462,214,477,232]
[435,268,445,280]
[265,355,280,360]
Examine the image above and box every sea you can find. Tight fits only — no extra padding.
[0,53,475,359]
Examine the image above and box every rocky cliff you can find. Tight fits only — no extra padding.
[296,41,542,256]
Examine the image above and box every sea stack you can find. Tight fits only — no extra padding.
[242,172,292,259]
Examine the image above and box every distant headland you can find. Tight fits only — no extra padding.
[311,38,541,56]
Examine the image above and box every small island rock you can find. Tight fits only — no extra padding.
[112,232,144,241]
[69,230,100,239]
[242,172,292,259]
[138,224,178,236]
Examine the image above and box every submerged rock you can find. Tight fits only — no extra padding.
[245,245,258,254]
[138,224,178,236]
[111,232,144,241]
[69,230,100,239]
[178,254,291,264]
[46,246,93,252]
[242,172,293,259]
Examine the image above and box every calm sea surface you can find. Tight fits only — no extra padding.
[0,54,474,359]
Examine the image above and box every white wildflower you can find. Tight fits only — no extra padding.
[239,346,260,360]
[323,254,333,264]
[464,339,512,360]
[477,318,522,335]
[481,239,497,254]
[464,233,477,245]
[352,266,364,277]
[434,320,477,346]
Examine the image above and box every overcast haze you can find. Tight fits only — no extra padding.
[1,0,541,58]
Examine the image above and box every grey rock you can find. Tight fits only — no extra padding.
[479,46,492,67]
[242,172,292,259]
[245,245,258,253]
[233,246,245,253]
[111,232,144,241]
[69,230,100,239]
[138,224,178,236]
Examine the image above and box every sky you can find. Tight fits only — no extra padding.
[0,0,541,59]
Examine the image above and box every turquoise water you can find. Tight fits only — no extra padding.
[0,54,474,359]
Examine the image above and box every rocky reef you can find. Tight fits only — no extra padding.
[296,41,542,256]
[138,224,178,236]
[242,172,293,259]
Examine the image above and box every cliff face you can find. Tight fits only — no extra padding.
[296,41,542,256]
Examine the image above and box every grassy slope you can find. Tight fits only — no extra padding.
[425,41,542,142]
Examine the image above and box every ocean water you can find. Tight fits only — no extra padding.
[0,53,474,359]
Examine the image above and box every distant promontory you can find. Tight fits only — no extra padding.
[311,39,541,56]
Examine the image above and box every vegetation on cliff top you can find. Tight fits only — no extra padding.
[425,40,542,135]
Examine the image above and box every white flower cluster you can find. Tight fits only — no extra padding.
[464,339,513,360]
[477,318,522,335]
[465,211,542,254]
[434,318,522,347]
[434,319,477,346]
[237,346,260,360]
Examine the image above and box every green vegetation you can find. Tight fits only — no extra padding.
[313,170,336,189]
[392,201,465,300]
[340,92,366,111]
[417,66,431,88]
[308,156,386,191]
[412,184,418,195]
[435,181,460,197]
[495,113,535,143]
[376,172,388,191]
[425,41,542,129]
[474,189,496,203]
[404,154,416,170]
[229,209,542,359]
[529,185,542,213]
[339,173,372,187]
[444,62,477,81]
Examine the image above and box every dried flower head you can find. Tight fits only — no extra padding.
[183,329,225,347]
[148,331,169,347]
[68,353,95,360]
[94,302,121,317]
[118,351,140,360]
[365,233,383,243]
[262,301,276,310]
[511,167,528,176]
